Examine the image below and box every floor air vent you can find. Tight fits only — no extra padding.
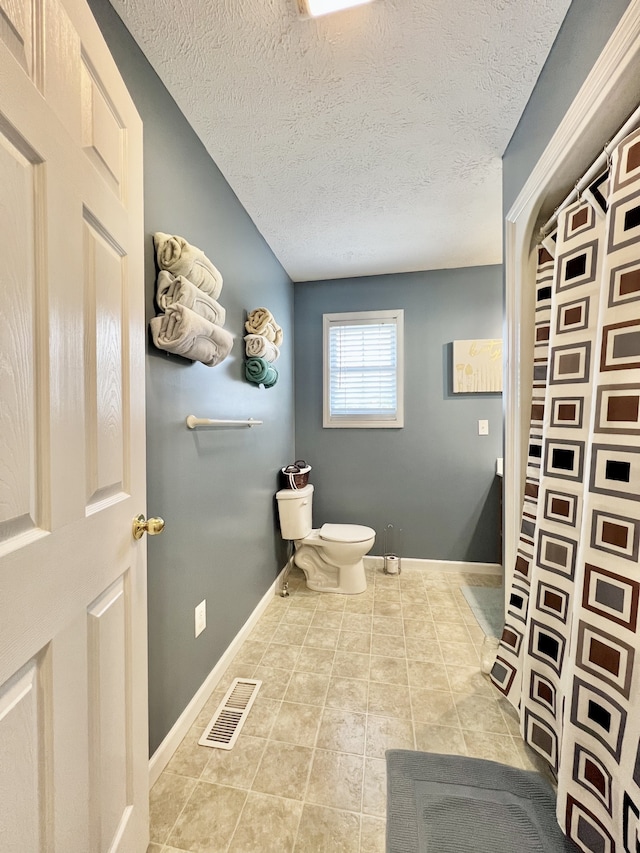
[198,678,262,750]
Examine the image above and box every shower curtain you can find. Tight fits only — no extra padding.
[491,126,640,852]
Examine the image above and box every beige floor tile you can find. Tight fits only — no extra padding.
[413,722,467,755]
[410,688,459,728]
[252,742,314,800]
[200,735,266,788]
[241,696,281,738]
[326,676,369,713]
[149,772,196,844]
[149,575,514,853]
[369,655,408,686]
[293,804,360,853]
[373,600,402,617]
[304,626,340,650]
[312,610,343,629]
[332,651,370,680]
[371,634,406,658]
[402,618,436,640]
[338,630,372,654]
[341,613,373,633]
[306,750,364,811]
[222,663,257,682]
[438,640,480,665]
[344,596,375,614]
[375,588,401,603]
[261,642,301,669]
[252,665,292,700]
[434,621,472,643]
[262,600,288,620]
[227,792,303,853]
[400,589,429,606]
[454,694,510,734]
[372,616,403,636]
[287,595,318,611]
[496,696,522,735]
[406,659,449,692]
[362,758,387,818]
[360,815,387,853]
[248,622,278,642]
[316,708,367,754]
[168,781,247,853]
[462,731,522,766]
[401,603,433,621]
[233,640,268,665]
[285,671,330,705]
[422,572,452,589]
[194,692,227,730]
[316,594,348,611]
[282,607,315,626]
[165,730,211,779]
[295,645,335,674]
[404,635,443,663]
[271,702,323,747]
[445,664,495,697]
[272,623,309,646]
[466,624,487,645]
[367,682,412,720]
[365,715,414,758]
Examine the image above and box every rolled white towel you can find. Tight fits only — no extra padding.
[149,304,233,367]
[245,307,283,347]
[156,271,226,326]
[244,333,280,363]
[154,232,223,299]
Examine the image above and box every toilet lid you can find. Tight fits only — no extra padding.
[320,523,375,543]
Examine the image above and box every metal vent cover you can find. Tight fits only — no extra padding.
[198,678,262,750]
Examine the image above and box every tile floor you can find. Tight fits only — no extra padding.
[148,565,548,853]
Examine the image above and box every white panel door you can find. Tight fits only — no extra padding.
[0,0,148,849]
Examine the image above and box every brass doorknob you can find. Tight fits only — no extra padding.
[132,514,165,540]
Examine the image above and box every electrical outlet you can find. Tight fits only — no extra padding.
[195,600,206,638]
[478,419,489,435]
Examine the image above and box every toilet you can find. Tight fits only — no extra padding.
[276,484,375,594]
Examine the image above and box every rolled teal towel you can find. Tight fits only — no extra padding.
[245,356,278,388]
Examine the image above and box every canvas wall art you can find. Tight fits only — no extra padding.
[453,338,503,393]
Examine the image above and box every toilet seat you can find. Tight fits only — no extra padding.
[320,523,376,544]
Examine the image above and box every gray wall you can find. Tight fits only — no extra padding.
[503,0,633,213]
[294,267,503,564]
[89,0,294,754]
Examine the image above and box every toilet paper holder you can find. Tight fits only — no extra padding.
[383,524,402,575]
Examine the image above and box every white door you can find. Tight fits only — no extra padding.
[0,0,148,850]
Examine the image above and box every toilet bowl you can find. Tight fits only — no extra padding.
[276,485,375,594]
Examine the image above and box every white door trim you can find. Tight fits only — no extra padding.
[504,0,640,592]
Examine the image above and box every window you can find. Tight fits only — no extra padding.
[323,309,404,428]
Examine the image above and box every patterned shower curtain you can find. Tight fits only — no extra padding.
[491,126,640,853]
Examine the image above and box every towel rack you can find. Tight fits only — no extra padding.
[186,415,263,429]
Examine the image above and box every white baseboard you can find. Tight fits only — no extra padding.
[364,556,502,575]
[148,564,288,788]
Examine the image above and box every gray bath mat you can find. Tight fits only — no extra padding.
[385,751,578,853]
[461,585,504,637]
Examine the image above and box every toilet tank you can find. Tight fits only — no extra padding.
[276,484,313,540]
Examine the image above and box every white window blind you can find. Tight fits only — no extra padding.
[323,310,404,428]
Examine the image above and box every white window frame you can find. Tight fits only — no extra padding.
[323,309,404,429]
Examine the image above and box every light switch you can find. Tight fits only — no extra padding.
[478,419,489,435]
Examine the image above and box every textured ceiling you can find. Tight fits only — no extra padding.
[109,0,571,281]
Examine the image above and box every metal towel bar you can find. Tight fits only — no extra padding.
[186,416,263,429]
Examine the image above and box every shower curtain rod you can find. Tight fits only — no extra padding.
[540,100,640,238]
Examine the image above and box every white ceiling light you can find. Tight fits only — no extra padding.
[297,0,375,18]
